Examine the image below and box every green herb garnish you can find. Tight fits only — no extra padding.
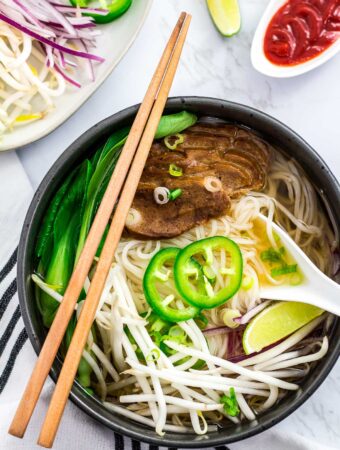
[271,264,297,277]
[146,348,161,362]
[220,387,240,417]
[169,163,183,177]
[260,247,285,263]
[195,312,209,329]
[164,133,184,150]
[169,188,182,201]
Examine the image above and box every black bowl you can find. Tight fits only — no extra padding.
[18,97,340,447]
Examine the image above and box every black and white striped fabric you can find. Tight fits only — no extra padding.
[0,246,234,449]
[0,152,336,450]
[0,248,25,383]
[0,247,26,396]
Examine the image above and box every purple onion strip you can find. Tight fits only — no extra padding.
[0,12,105,62]
[50,2,109,15]
[13,0,45,29]
[54,63,81,88]
[203,325,245,337]
[43,20,96,29]
[36,0,76,36]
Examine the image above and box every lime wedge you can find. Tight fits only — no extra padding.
[206,0,241,37]
[242,302,323,355]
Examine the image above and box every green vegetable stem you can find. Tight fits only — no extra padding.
[220,387,240,416]
[34,111,198,387]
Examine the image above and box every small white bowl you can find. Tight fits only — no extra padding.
[251,0,340,78]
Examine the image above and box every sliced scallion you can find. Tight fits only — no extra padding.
[169,163,183,177]
[242,275,254,291]
[271,264,297,277]
[164,133,184,150]
[169,188,182,201]
[290,272,303,285]
[146,348,160,362]
[260,247,285,263]
[168,325,186,341]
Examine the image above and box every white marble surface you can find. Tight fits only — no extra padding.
[11,0,340,447]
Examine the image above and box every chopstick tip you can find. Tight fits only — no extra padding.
[8,426,24,439]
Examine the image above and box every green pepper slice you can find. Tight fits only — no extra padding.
[143,247,200,322]
[70,0,132,24]
[174,236,243,309]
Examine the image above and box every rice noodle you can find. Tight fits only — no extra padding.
[38,151,335,434]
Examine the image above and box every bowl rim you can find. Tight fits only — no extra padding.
[17,96,340,447]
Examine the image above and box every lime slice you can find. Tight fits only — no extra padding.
[242,302,323,355]
[206,0,241,37]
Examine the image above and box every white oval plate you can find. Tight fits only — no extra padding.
[251,0,340,78]
[1,0,152,152]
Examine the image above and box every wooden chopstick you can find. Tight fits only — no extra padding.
[8,12,188,441]
[37,13,191,448]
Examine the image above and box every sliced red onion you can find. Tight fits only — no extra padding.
[59,51,66,69]
[54,63,81,88]
[52,4,109,16]
[227,338,276,363]
[233,301,271,325]
[0,0,105,112]
[45,20,96,29]
[227,329,243,359]
[332,248,340,277]
[0,12,104,62]
[78,39,94,82]
[13,0,45,28]
[203,326,241,337]
[225,323,326,363]
[46,43,55,68]
[37,0,77,36]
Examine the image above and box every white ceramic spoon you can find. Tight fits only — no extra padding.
[258,214,340,315]
[251,0,340,78]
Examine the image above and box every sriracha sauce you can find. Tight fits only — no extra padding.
[264,0,340,65]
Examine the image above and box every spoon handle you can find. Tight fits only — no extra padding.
[257,214,340,316]
[260,278,340,316]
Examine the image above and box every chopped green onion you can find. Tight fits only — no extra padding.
[149,315,170,333]
[160,326,188,351]
[146,348,161,362]
[220,388,239,417]
[222,309,240,328]
[195,312,208,329]
[271,264,297,277]
[169,188,182,201]
[164,133,184,150]
[169,325,186,341]
[260,247,285,263]
[242,275,254,291]
[290,272,303,286]
[169,164,183,177]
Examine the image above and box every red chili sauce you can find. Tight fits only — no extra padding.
[264,0,340,66]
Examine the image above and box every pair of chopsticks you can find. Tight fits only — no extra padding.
[9,12,191,448]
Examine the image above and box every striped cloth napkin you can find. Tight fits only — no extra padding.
[0,151,337,450]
